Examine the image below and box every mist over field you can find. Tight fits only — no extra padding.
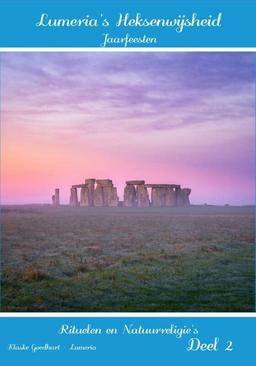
[1,205,254,312]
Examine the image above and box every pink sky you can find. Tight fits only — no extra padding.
[1,52,255,205]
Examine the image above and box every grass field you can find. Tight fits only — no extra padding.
[1,205,254,312]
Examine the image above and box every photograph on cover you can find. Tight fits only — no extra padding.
[0,52,254,312]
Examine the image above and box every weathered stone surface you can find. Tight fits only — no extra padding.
[161,188,169,206]
[70,187,79,207]
[52,195,56,206]
[80,186,90,206]
[151,187,168,207]
[176,187,184,206]
[126,180,145,185]
[101,186,112,206]
[137,184,150,207]
[146,184,180,189]
[124,184,137,207]
[94,184,104,207]
[165,188,176,206]
[55,188,60,206]
[96,179,112,186]
[72,184,87,188]
[84,178,96,184]
[182,188,191,206]
[64,179,190,208]
[85,179,95,206]
[151,187,161,207]
[109,187,119,207]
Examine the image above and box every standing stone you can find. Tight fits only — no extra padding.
[152,187,168,207]
[52,195,56,206]
[80,186,90,206]
[69,188,73,206]
[102,185,113,206]
[147,184,181,207]
[151,187,159,207]
[70,187,79,207]
[95,179,113,206]
[55,188,60,206]
[109,187,119,207]
[137,184,150,207]
[176,187,184,206]
[151,187,162,207]
[85,179,95,206]
[94,183,104,207]
[165,188,176,206]
[182,188,191,206]
[160,187,168,206]
[124,184,137,207]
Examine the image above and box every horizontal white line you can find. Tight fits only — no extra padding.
[0,48,256,52]
[0,312,255,317]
